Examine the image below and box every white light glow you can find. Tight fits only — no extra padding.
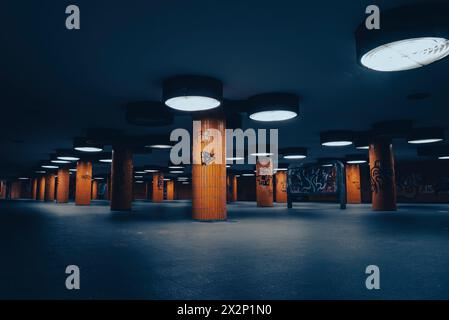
[35,170,46,174]
[144,169,158,173]
[42,165,58,169]
[226,157,244,161]
[361,37,449,72]
[75,147,103,152]
[408,138,443,144]
[322,141,353,147]
[51,160,70,164]
[163,178,171,181]
[146,144,172,149]
[69,169,77,172]
[18,177,29,180]
[165,96,221,111]
[438,156,449,160]
[356,146,369,150]
[169,166,183,169]
[135,171,146,174]
[135,181,144,184]
[322,164,333,167]
[99,159,113,163]
[242,173,255,176]
[283,155,306,159]
[347,160,367,164]
[250,152,274,157]
[275,168,288,171]
[94,177,104,180]
[134,176,144,178]
[249,110,297,122]
[57,156,80,161]
[170,171,183,174]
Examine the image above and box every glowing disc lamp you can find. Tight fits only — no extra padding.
[73,137,103,152]
[355,4,449,72]
[280,147,307,160]
[163,75,223,112]
[248,93,299,122]
[407,128,444,144]
[320,131,353,147]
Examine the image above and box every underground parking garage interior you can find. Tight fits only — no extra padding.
[1,0,449,307]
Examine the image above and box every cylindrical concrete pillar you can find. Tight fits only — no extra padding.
[75,160,92,205]
[192,114,226,220]
[56,168,70,203]
[256,158,273,207]
[91,180,98,200]
[152,172,164,203]
[38,176,46,201]
[275,171,287,203]
[110,147,133,211]
[31,178,38,200]
[346,164,362,204]
[44,173,56,202]
[166,180,174,200]
[369,139,396,211]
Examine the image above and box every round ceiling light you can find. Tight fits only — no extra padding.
[99,159,113,163]
[355,3,449,72]
[163,75,223,112]
[438,156,449,160]
[407,128,444,144]
[18,177,29,180]
[280,147,307,160]
[146,144,172,149]
[170,171,183,174]
[58,156,80,161]
[320,131,353,147]
[73,137,103,153]
[248,93,299,122]
[42,165,58,169]
[51,160,70,164]
[361,38,449,72]
[346,154,368,165]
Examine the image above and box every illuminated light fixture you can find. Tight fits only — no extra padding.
[242,173,255,177]
[235,175,241,178]
[135,171,146,174]
[134,176,144,178]
[163,75,223,112]
[69,168,77,172]
[346,154,368,165]
[144,169,158,173]
[226,156,244,161]
[168,166,183,169]
[163,178,171,181]
[99,159,112,163]
[57,156,80,161]
[170,171,183,174]
[35,170,46,174]
[146,144,172,149]
[356,146,369,150]
[18,177,29,180]
[407,128,444,144]
[135,181,144,184]
[73,137,103,152]
[226,165,231,168]
[51,160,70,164]
[353,132,372,150]
[320,131,353,147]
[42,165,58,169]
[355,3,449,72]
[94,177,104,180]
[182,181,190,185]
[438,156,449,160]
[248,93,299,122]
[280,147,307,160]
[322,164,333,167]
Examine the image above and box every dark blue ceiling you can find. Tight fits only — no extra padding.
[1,0,449,177]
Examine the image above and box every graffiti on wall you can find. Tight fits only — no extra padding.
[370,160,394,194]
[288,166,336,194]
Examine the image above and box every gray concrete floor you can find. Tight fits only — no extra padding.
[1,199,449,299]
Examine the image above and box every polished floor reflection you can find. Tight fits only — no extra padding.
[1,200,449,299]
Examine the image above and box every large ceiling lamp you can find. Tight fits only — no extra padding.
[407,127,444,144]
[248,93,299,122]
[355,3,449,72]
[163,75,223,112]
[73,137,103,153]
[279,147,307,160]
[346,154,368,164]
[320,131,353,147]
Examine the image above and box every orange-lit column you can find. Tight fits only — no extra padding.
[232,175,238,202]
[369,138,396,211]
[31,178,38,200]
[105,174,111,200]
[256,158,273,207]
[44,173,56,202]
[226,175,232,203]
[346,164,362,204]
[152,172,164,202]
[166,180,174,200]
[275,171,287,203]
[192,113,226,220]
[91,180,98,200]
[56,168,70,203]
[10,181,21,199]
[110,146,133,211]
[75,160,92,205]
[38,176,46,201]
